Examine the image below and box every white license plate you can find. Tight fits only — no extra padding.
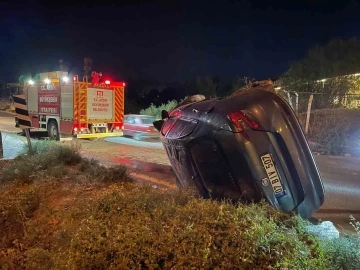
[260,153,285,197]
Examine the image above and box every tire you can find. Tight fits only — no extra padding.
[47,121,60,141]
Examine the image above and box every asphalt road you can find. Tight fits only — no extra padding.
[1,110,359,231]
[0,110,164,149]
[105,136,163,149]
[0,110,19,133]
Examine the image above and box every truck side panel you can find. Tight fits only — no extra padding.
[38,83,60,116]
[87,87,114,122]
[27,85,38,114]
[60,84,74,120]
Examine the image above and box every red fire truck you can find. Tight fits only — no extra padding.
[13,71,125,140]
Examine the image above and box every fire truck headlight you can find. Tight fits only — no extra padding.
[44,79,50,84]
[28,80,34,85]
[62,76,69,82]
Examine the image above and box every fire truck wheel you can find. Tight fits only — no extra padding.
[48,121,60,141]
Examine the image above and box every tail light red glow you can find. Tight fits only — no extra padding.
[105,80,111,85]
[113,123,123,130]
[227,111,261,140]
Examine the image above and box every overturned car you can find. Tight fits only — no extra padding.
[153,88,325,219]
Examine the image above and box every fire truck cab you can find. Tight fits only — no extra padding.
[14,71,125,140]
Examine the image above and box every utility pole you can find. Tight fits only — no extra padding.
[0,132,3,158]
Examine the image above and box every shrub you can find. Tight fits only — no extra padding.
[350,215,360,237]
[66,188,329,269]
[0,142,131,185]
[320,233,360,270]
[0,188,40,247]
[1,183,360,269]
[0,142,82,184]
[24,248,54,270]
[78,158,131,183]
[140,100,179,119]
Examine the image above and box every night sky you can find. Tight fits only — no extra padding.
[1,0,360,84]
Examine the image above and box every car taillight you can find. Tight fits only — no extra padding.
[161,118,177,136]
[227,111,261,140]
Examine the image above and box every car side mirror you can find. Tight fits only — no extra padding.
[161,110,169,120]
[153,120,164,132]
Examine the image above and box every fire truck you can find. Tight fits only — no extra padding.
[13,71,125,140]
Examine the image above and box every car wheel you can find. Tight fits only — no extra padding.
[133,133,141,141]
[48,121,60,141]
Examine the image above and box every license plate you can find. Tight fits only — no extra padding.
[260,153,285,197]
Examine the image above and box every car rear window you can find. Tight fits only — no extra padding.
[162,117,198,138]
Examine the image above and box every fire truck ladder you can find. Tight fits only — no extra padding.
[75,82,88,130]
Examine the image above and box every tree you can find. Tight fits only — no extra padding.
[183,79,198,96]
[196,76,219,98]
[279,38,360,109]
[230,77,255,94]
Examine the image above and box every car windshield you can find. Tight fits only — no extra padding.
[140,116,155,124]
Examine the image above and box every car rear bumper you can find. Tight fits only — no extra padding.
[213,128,324,219]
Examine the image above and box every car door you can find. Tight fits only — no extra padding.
[123,116,135,136]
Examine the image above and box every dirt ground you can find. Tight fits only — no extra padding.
[0,99,14,112]
[76,139,170,166]
[72,139,177,190]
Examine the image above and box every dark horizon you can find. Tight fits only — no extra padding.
[1,0,360,84]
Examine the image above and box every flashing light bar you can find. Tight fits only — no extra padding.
[105,80,111,85]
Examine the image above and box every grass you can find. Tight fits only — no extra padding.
[0,141,132,185]
[0,142,359,269]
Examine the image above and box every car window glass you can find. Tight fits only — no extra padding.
[135,118,142,124]
[161,117,177,136]
[127,117,135,124]
[140,117,156,124]
[166,118,190,138]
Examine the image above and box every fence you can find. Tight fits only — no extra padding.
[277,91,360,155]
[279,92,360,115]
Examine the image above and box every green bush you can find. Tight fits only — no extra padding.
[0,142,131,185]
[66,188,329,269]
[78,158,131,183]
[0,188,40,247]
[320,233,360,270]
[140,100,179,119]
[1,182,360,269]
[1,142,82,184]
